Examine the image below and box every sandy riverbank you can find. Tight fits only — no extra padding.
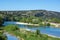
[47,34,60,38]
[16,22,39,26]
[3,21,39,26]
[50,23,60,27]
[42,22,60,27]
[16,22,60,27]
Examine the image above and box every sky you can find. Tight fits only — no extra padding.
[0,0,60,12]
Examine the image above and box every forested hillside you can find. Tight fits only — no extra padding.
[0,10,60,23]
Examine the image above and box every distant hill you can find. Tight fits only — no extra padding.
[0,10,60,19]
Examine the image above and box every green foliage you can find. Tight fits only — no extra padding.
[4,25,19,32]
[18,30,60,40]
[0,36,7,40]
[46,23,50,26]
[39,22,44,26]
[0,17,4,26]
[3,25,60,40]
[35,29,40,35]
[0,32,7,40]
[50,18,60,23]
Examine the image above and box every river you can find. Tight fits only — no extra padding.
[6,34,19,40]
[3,21,60,38]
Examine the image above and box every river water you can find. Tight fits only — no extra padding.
[6,34,19,40]
[3,21,60,38]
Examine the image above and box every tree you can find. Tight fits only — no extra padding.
[36,29,40,35]
[0,17,4,26]
[46,23,50,26]
[0,32,7,40]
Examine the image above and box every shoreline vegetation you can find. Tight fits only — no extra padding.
[21,28,60,38]
[4,21,60,27]
[4,26,60,40]
[0,22,60,40]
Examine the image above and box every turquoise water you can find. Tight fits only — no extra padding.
[3,21,60,38]
[18,24,60,37]
[6,34,19,40]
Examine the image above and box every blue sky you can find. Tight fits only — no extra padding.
[0,0,60,12]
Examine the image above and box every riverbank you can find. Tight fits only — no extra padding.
[3,21,60,27]
[14,22,60,27]
[3,21,39,26]
[16,22,39,26]
[46,34,60,38]
[20,28,60,38]
[4,32,20,40]
[50,23,60,27]
[3,24,60,40]
[42,22,60,27]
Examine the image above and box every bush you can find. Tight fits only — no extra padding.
[4,25,19,32]
[47,23,50,26]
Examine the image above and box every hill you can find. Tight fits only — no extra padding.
[0,10,60,19]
